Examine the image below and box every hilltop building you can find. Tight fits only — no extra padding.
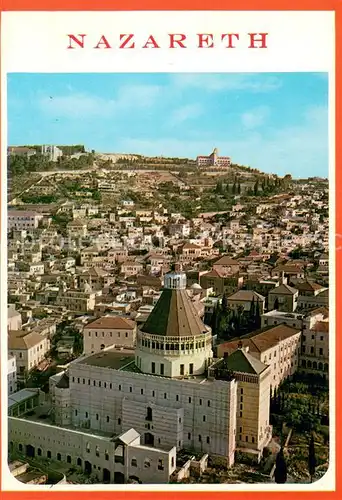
[196,148,231,168]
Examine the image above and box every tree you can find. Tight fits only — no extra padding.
[221,293,228,312]
[274,447,287,484]
[254,180,259,196]
[308,433,317,482]
[255,300,261,328]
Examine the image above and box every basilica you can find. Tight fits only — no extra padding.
[8,270,272,484]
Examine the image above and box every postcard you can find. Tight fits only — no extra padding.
[0,3,338,499]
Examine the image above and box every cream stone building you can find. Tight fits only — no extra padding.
[8,330,50,385]
[218,324,301,395]
[8,271,274,483]
[56,290,96,313]
[83,316,137,354]
[209,349,272,460]
[9,418,176,484]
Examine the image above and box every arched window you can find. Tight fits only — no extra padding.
[313,361,317,370]
[144,458,151,468]
[37,448,42,456]
[47,450,51,458]
[318,362,323,371]
[146,407,152,421]
[307,360,312,368]
[302,360,307,368]
[57,453,61,461]
[131,458,137,467]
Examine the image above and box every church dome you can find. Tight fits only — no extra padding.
[141,271,209,338]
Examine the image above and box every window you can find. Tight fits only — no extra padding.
[206,436,210,444]
[141,388,144,395]
[99,381,101,387]
[158,459,164,471]
[176,395,179,401]
[252,437,255,443]
[96,446,100,457]
[131,458,137,467]
[144,459,151,468]
[164,393,167,399]
[311,347,314,354]
[171,457,175,467]
[320,336,324,341]
[312,335,315,340]
[119,385,122,391]
[199,399,202,405]
[105,452,109,461]
[180,364,184,375]
[179,417,182,423]
[146,407,152,421]
[152,362,156,374]
[198,435,202,442]
[106,416,110,423]
[240,388,243,394]
[152,391,155,397]
[93,380,96,386]
[85,412,88,418]
[118,418,121,425]
[130,387,132,393]
[240,396,243,402]
[240,404,243,410]
[188,433,191,440]
[203,415,206,422]
[319,348,323,355]
[189,363,194,375]
[57,453,61,461]
[96,414,99,420]
[75,410,78,416]
[240,411,243,417]
[207,400,211,407]
[189,397,192,403]
[160,364,164,375]
[246,436,249,442]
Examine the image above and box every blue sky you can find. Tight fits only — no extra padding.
[7,72,328,178]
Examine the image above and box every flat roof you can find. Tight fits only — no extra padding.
[8,388,39,408]
[262,310,304,318]
[77,349,136,370]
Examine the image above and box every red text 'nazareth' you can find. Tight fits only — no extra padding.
[66,33,268,50]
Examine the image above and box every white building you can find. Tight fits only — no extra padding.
[8,355,17,395]
[8,211,43,231]
[41,145,63,162]
[83,316,137,354]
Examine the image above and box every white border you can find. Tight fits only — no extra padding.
[0,9,336,492]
